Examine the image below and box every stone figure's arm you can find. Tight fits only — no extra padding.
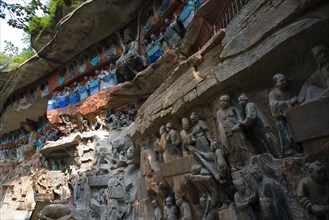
[268,91,289,117]
[234,193,249,210]
[297,179,312,211]
[172,131,181,147]
[242,103,257,127]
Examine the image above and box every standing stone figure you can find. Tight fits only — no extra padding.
[297,161,329,220]
[268,73,299,157]
[216,95,255,171]
[152,199,163,220]
[200,193,218,220]
[238,93,280,157]
[165,123,181,158]
[180,118,194,156]
[164,196,179,220]
[298,45,329,103]
[190,112,216,153]
[175,191,192,220]
[60,114,73,135]
[233,176,258,220]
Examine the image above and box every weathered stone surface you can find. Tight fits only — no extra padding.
[287,97,329,142]
[160,156,191,177]
[88,175,110,187]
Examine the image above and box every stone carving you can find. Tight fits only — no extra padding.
[297,161,329,220]
[93,115,108,131]
[106,110,120,130]
[116,29,145,82]
[200,193,218,220]
[216,95,255,171]
[60,114,74,136]
[175,190,192,220]
[164,14,186,47]
[119,111,129,127]
[190,112,216,153]
[152,199,163,220]
[298,45,329,103]
[38,204,85,220]
[164,196,179,220]
[233,176,258,220]
[128,105,138,122]
[268,73,300,157]
[238,93,279,157]
[180,118,193,156]
[186,165,219,209]
[165,123,181,159]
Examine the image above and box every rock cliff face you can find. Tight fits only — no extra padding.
[1,0,329,219]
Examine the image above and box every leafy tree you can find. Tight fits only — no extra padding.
[0,0,49,32]
[3,41,19,57]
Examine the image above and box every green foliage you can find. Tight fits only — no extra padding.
[0,0,49,32]
[13,48,36,64]
[28,0,65,39]
[0,43,36,72]
[3,41,19,57]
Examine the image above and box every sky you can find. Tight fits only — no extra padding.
[0,0,47,53]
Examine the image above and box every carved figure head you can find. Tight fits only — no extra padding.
[308,161,327,184]
[159,125,166,135]
[272,73,288,90]
[233,177,246,193]
[238,93,249,106]
[219,95,231,109]
[190,112,199,125]
[181,118,190,130]
[151,199,158,208]
[199,193,209,208]
[165,123,173,132]
[165,196,173,207]
[124,29,133,44]
[164,18,171,26]
[312,44,329,68]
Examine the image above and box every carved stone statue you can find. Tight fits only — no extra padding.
[106,110,120,130]
[175,191,192,220]
[116,29,145,82]
[216,95,255,171]
[75,171,88,203]
[152,199,163,220]
[38,204,85,220]
[128,104,138,122]
[165,123,181,158]
[233,176,258,220]
[60,114,73,136]
[93,115,107,130]
[180,118,193,156]
[297,161,329,220]
[164,196,179,220]
[154,125,166,163]
[190,112,216,153]
[164,14,186,47]
[298,45,329,103]
[238,93,280,157]
[200,193,218,220]
[268,73,299,157]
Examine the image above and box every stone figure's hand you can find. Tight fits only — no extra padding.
[290,96,298,104]
[311,204,327,216]
[232,125,240,132]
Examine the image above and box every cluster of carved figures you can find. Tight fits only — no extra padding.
[25,45,329,219]
[143,44,329,220]
[59,105,138,136]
